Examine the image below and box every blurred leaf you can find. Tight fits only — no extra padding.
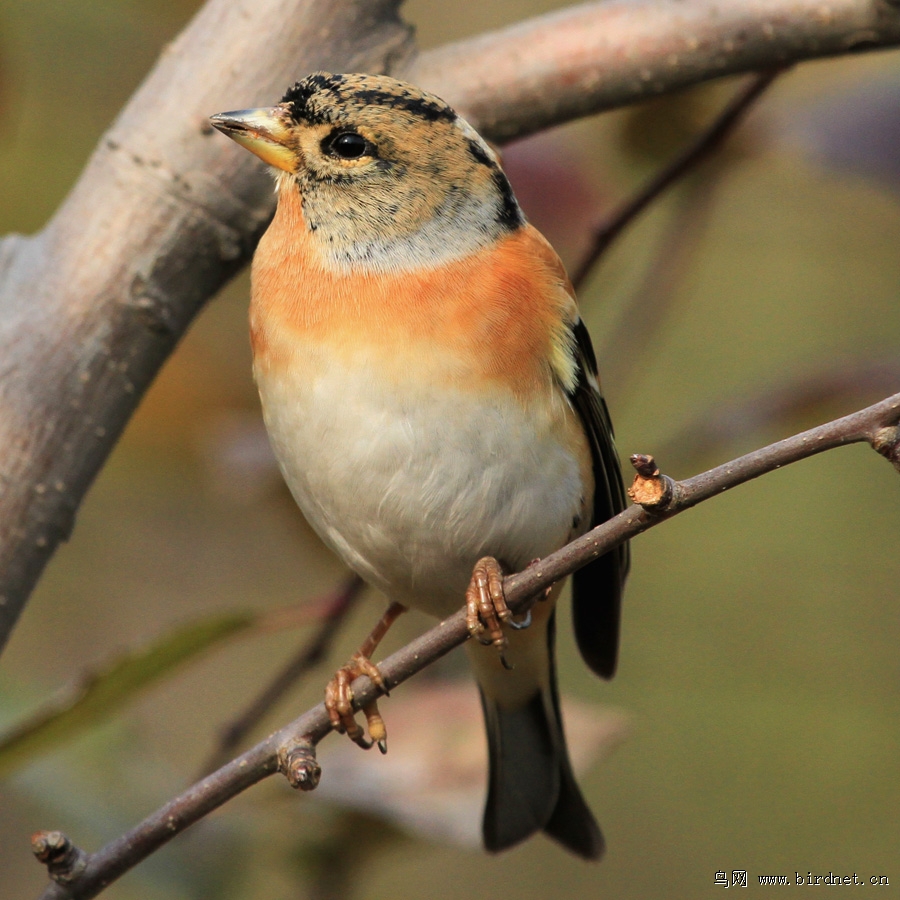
[0,611,257,779]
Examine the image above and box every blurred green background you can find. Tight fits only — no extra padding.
[1,0,899,897]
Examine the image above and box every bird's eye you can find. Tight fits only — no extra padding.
[324,131,373,160]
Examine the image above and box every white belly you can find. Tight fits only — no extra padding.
[256,352,584,619]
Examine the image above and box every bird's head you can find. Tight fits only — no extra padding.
[210,72,524,271]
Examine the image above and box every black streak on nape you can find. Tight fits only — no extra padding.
[467,139,495,168]
[492,169,524,230]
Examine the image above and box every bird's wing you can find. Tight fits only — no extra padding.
[565,314,629,679]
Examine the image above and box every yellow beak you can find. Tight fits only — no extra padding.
[209,107,298,172]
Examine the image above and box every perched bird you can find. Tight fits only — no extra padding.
[210,73,628,859]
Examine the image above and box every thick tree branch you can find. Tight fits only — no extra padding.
[35,392,900,900]
[3,0,900,652]
[408,0,900,140]
[0,0,414,653]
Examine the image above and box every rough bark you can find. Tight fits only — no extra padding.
[0,0,414,649]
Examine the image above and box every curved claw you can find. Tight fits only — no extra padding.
[509,609,532,630]
[349,729,374,751]
[363,699,388,754]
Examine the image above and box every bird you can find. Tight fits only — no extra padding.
[210,72,629,859]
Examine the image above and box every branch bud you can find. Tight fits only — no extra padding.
[32,830,88,884]
[872,425,900,473]
[278,737,321,791]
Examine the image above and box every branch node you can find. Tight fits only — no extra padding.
[32,830,88,885]
[872,425,900,472]
[278,736,321,792]
[628,454,677,511]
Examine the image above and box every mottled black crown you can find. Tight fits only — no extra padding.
[280,72,458,126]
[280,74,332,122]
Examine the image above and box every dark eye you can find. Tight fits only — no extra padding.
[324,131,373,160]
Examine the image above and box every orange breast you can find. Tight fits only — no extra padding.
[250,184,575,399]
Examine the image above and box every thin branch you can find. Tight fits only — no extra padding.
[661,357,900,465]
[200,575,364,775]
[572,70,784,395]
[36,391,900,900]
[4,0,900,652]
[598,168,723,392]
[501,393,900,599]
[570,68,785,290]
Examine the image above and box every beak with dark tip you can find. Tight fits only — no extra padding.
[209,107,298,172]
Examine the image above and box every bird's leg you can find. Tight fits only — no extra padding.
[324,601,406,754]
[465,557,515,668]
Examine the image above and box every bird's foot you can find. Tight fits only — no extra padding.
[465,556,517,669]
[324,653,389,753]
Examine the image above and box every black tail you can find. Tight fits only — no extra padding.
[478,615,603,858]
